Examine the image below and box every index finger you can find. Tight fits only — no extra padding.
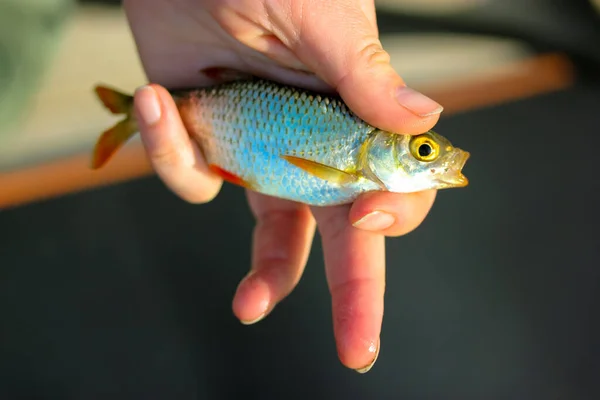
[283,1,443,134]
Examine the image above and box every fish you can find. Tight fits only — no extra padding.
[91,78,469,206]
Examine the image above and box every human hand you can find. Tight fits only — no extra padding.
[123,0,441,372]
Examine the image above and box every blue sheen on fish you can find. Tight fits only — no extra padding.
[92,78,470,206]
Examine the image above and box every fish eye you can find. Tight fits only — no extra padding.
[410,135,440,162]
[418,143,432,157]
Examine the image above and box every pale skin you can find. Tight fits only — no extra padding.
[123,0,441,372]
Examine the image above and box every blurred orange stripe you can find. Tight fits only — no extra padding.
[0,53,575,210]
[430,53,575,114]
[0,145,153,210]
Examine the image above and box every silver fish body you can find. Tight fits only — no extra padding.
[174,79,469,206]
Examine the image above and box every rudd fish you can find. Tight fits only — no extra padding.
[91,78,470,206]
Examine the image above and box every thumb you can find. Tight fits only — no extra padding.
[286,1,442,134]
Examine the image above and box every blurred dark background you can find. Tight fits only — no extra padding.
[1,0,599,399]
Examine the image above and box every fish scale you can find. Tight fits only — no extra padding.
[178,79,380,205]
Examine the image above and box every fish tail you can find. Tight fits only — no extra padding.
[95,85,132,114]
[91,85,137,169]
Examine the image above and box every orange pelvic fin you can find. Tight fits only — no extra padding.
[91,85,137,169]
[281,155,357,185]
[209,164,256,190]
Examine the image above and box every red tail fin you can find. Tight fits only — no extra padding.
[92,118,138,169]
[95,85,132,114]
[91,85,137,169]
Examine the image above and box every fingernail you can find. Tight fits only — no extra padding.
[237,271,270,325]
[355,338,380,374]
[396,86,443,117]
[135,85,162,126]
[352,211,395,231]
[240,313,267,325]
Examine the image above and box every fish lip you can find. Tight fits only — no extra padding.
[452,173,469,187]
[456,149,470,167]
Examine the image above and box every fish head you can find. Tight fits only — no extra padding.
[366,130,470,193]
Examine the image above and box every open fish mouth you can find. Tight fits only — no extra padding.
[441,149,470,187]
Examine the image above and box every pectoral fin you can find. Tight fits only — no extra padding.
[281,155,357,185]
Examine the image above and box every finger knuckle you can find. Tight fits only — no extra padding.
[148,146,183,169]
[356,39,390,67]
[317,211,348,243]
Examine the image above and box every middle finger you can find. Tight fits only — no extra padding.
[311,204,386,373]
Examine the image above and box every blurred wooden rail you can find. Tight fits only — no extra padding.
[0,52,575,210]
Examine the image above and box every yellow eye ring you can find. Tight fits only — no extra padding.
[410,135,440,162]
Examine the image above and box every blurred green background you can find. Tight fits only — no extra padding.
[0,0,74,133]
